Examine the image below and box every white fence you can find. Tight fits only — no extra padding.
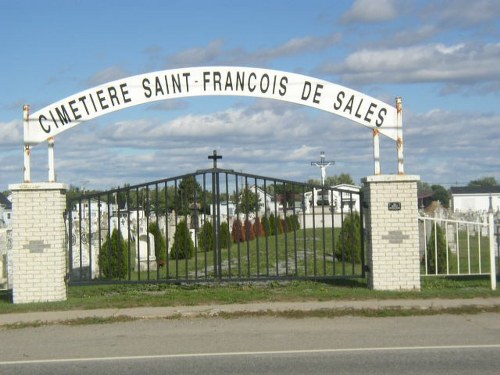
[0,228,12,289]
[418,215,497,289]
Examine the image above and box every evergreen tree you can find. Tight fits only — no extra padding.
[232,218,245,243]
[198,220,214,252]
[335,212,362,263]
[261,215,271,237]
[269,214,276,236]
[148,221,166,263]
[99,229,128,279]
[220,221,230,249]
[426,224,448,274]
[253,217,265,238]
[170,220,194,259]
[244,219,256,241]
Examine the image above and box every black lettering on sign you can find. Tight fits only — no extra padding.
[142,78,152,98]
[38,115,51,133]
[376,108,387,127]
[333,91,345,110]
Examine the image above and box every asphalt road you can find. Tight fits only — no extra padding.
[1,313,499,374]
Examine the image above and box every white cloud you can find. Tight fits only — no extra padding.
[341,0,397,23]
[0,120,22,146]
[320,42,500,88]
[166,33,340,67]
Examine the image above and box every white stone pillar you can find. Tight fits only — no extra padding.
[9,182,68,303]
[362,175,420,291]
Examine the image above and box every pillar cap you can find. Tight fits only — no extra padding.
[362,174,420,183]
[9,182,69,191]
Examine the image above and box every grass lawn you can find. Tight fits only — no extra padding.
[0,276,498,315]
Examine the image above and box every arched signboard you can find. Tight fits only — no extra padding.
[22,66,403,181]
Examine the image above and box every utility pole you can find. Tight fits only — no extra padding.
[311,151,334,186]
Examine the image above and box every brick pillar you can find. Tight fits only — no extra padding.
[9,182,68,303]
[362,175,421,291]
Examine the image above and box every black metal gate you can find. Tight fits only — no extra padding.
[67,167,365,285]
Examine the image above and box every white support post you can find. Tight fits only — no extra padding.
[396,97,404,175]
[373,129,381,175]
[48,137,56,182]
[23,105,31,183]
[489,200,497,290]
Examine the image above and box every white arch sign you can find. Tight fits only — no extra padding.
[23,66,403,180]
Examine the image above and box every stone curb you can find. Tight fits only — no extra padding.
[1,298,500,326]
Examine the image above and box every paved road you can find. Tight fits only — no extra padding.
[1,312,499,374]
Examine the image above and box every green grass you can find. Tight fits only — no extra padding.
[0,277,498,315]
[422,231,493,275]
[100,227,363,282]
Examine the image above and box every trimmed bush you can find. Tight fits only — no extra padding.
[261,216,270,237]
[220,221,230,249]
[426,223,448,274]
[148,221,166,263]
[99,229,128,279]
[171,220,194,259]
[232,218,245,243]
[335,212,362,263]
[253,217,265,238]
[244,219,255,241]
[199,220,214,252]
[269,214,276,235]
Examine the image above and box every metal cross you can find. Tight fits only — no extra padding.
[311,151,335,186]
[208,150,222,170]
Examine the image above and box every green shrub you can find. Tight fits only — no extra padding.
[220,221,230,249]
[198,220,214,252]
[261,216,270,236]
[426,223,448,274]
[253,217,265,238]
[244,219,255,241]
[269,214,276,235]
[335,212,362,263]
[99,229,128,279]
[232,218,245,243]
[170,220,194,259]
[148,221,166,263]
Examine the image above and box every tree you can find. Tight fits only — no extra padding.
[236,187,261,215]
[253,217,265,238]
[244,219,256,241]
[431,184,450,207]
[170,220,194,259]
[268,214,276,236]
[232,218,245,243]
[220,221,230,249]
[308,173,355,187]
[335,212,362,263]
[261,216,271,237]
[468,177,498,187]
[176,176,203,215]
[99,229,128,279]
[426,223,448,274]
[198,220,214,252]
[148,221,166,263]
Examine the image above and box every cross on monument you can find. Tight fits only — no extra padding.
[208,150,222,170]
[311,151,334,186]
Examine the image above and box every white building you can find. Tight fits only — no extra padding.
[0,193,12,228]
[450,186,500,213]
[303,184,361,213]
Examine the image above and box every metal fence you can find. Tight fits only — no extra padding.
[67,168,365,285]
[419,215,498,286]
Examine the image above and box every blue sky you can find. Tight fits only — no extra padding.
[1,0,499,192]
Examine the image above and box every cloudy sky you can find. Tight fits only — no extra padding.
[1,0,499,192]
